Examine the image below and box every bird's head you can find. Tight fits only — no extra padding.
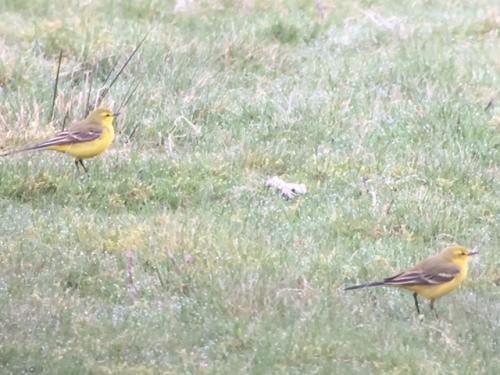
[441,245,478,265]
[87,108,119,127]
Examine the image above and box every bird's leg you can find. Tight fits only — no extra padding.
[78,159,88,173]
[74,159,80,173]
[413,292,420,314]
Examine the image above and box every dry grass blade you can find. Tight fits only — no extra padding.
[94,31,149,109]
[48,50,63,123]
[314,0,327,18]
[125,250,138,299]
[60,110,69,131]
[117,79,140,115]
[101,58,119,90]
[92,58,122,110]
[127,121,140,142]
[84,71,93,117]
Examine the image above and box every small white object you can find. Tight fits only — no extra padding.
[265,176,307,200]
[174,0,195,13]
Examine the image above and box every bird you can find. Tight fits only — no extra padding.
[1,108,118,173]
[345,245,478,314]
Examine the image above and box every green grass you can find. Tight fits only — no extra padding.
[1,0,499,373]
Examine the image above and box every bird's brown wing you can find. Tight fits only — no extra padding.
[383,262,460,286]
[30,120,104,149]
[29,129,102,149]
[0,120,104,156]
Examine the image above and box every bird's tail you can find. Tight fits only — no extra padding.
[1,144,48,157]
[344,281,385,291]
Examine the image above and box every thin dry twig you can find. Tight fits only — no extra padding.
[48,50,63,123]
[95,31,149,108]
[127,122,140,142]
[101,58,119,90]
[60,110,69,131]
[117,78,140,114]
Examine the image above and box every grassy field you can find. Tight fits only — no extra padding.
[0,0,499,373]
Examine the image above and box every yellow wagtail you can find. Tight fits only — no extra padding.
[345,245,478,314]
[1,108,118,172]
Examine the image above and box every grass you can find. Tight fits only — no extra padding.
[0,0,499,373]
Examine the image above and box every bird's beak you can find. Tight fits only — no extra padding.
[468,249,479,256]
[113,112,120,117]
